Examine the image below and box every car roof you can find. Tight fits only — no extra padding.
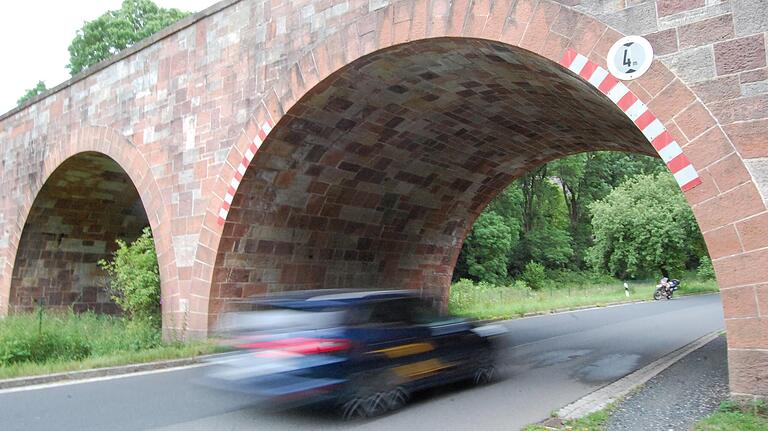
[235,289,419,310]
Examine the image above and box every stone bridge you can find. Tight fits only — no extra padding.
[1,0,767,397]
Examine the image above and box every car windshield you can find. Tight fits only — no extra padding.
[217,303,346,335]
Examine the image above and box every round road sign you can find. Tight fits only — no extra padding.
[607,36,654,80]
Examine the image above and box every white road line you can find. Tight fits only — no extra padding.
[0,362,212,395]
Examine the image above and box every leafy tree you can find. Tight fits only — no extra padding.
[587,173,704,278]
[98,227,161,326]
[511,169,572,272]
[698,256,715,280]
[454,152,674,284]
[17,81,47,106]
[67,0,190,75]
[464,212,517,284]
[520,261,547,290]
[526,225,573,268]
[549,152,665,267]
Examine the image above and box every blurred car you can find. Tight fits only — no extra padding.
[205,289,506,419]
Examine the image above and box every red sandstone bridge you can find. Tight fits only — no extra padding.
[0,0,766,398]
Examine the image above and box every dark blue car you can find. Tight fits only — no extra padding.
[206,289,506,419]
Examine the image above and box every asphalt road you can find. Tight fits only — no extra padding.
[0,294,724,431]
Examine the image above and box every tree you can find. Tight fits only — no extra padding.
[464,212,516,284]
[67,0,190,75]
[587,173,704,278]
[548,152,666,267]
[17,81,47,106]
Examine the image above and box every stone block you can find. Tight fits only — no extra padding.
[657,0,704,18]
[744,158,768,205]
[725,120,768,159]
[705,220,742,260]
[732,0,768,37]
[691,75,742,103]
[597,2,658,35]
[721,285,758,318]
[729,349,768,397]
[645,28,679,56]
[714,34,767,75]
[713,246,768,288]
[659,45,716,84]
[675,101,715,140]
[726,318,768,349]
[678,13,734,49]
[737,212,768,252]
[709,153,752,192]
[695,182,766,233]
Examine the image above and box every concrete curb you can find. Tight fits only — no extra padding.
[557,330,723,420]
[0,353,226,390]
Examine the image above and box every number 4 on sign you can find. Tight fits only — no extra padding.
[623,49,632,67]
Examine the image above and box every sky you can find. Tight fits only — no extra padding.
[0,0,220,114]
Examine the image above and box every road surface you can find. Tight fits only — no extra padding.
[0,294,724,431]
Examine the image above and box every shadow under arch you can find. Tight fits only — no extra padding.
[205,37,690,326]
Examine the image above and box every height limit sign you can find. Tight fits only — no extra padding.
[607,36,654,80]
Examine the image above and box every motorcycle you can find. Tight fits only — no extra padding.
[653,278,680,300]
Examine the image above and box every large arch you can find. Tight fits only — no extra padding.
[1,127,179,325]
[209,38,663,314]
[192,1,768,397]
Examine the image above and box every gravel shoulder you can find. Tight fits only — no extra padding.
[606,335,729,431]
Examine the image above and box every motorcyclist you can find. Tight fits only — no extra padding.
[659,276,679,294]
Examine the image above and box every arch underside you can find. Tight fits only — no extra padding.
[10,152,149,313]
[210,38,655,322]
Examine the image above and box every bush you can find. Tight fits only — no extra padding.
[697,256,715,280]
[521,261,547,290]
[99,227,161,326]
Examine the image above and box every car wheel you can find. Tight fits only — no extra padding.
[472,346,496,385]
[340,371,409,420]
[472,365,495,385]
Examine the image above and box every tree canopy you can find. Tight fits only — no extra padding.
[67,0,190,75]
[588,172,704,278]
[17,81,47,106]
[454,152,707,284]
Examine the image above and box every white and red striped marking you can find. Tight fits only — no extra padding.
[217,120,274,225]
[560,49,702,192]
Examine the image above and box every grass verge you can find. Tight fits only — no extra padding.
[0,310,223,380]
[0,341,223,380]
[449,277,718,320]
[523,405,615,431]
[692,400,768,431]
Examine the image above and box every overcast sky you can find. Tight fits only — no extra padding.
[0,0,220,114]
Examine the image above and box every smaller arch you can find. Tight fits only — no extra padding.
[1,127,177,321]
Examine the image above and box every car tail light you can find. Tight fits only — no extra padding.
[236,338,351,355]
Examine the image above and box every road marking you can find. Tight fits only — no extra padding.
[0,362,212,395]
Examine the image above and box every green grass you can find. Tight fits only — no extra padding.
[523,407,614,430]
[692,400,768,431]
[0,341,222,380]
[449,276,719,320]
[0,310,222,380]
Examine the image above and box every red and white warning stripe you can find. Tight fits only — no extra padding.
[560,49,702,192]
[217,120,274,225]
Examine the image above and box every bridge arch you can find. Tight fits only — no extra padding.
[192,1,767,397]
[2,127,178,323]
